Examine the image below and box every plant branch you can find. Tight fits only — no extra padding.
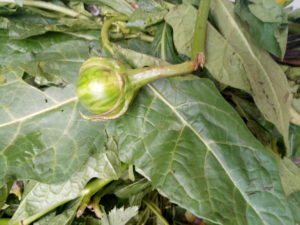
[0,0,88,19]
[77,164,128,217]
[191,0,211,68]
[101,15,128,55]
[143,200,169,225]
[77,178,112,217]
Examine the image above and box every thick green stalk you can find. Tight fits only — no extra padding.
[16,199,72,225]
[77,178,112,217]
[128,61,195,88]
[191,0,211,67]
[0,0,88,19]
[77,164,129,216]
[143,200,169,225]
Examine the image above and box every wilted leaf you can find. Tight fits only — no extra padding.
[210,0,291,152]
[235,0,288,58]
[5,16,98,40]
[136,0,166,12]
[127,9,167,30]
[164,4,250,91]
[107,47,294,225]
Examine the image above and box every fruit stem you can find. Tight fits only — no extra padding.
[128,61,195,88]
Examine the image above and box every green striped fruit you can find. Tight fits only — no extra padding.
[76,56,195,121]
[77,57,136,121]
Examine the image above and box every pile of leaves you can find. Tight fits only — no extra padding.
[1,0,300,224]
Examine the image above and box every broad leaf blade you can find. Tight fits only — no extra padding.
[11,151,121,224]
[210,0,291,152]
[108,47,294,225]
[288,191,300,224]
[0,34,104,186]
[164,4,250,91]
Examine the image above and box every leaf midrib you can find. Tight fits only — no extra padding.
[147,83,268,225]
[0,96,78,128]
[215,0,284,135]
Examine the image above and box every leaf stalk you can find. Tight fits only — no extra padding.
[143,200,170,225]
[128,61,195,88]
[191,0,211,68]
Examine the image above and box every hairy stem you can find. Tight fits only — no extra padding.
[191,0,211,68]
[0,0,88,19]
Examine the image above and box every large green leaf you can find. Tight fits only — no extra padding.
[107,47,294,225]
[11,151,121,224]
[235,0,288,58]
[164,4,250,91]
[0,33,104,187]
[210,0,291,152]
